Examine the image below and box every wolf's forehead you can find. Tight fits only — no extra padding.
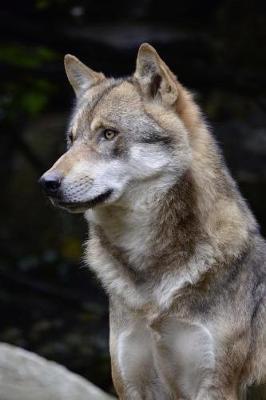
[70,79,117,130]
[70,80,141,133]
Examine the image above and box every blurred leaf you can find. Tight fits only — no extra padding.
[21,92,48,115]
[35,0,71,10]
[36,0,50,9]
[61,237,82,261]
[0,44,57,69]
[0,78,56,118]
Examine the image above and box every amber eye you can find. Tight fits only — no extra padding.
[103,129,117,141]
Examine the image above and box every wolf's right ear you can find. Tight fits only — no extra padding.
[134,43,178,106]
[64,55,105,96]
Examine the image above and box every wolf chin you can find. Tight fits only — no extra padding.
[40,43,266,399]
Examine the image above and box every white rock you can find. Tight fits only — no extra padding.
[0,342,115,400]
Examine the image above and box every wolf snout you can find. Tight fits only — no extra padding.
[39,171,62,197]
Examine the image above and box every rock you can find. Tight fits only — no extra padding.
[0,342,115,400]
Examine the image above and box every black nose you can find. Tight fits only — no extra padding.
[39,172,62,196]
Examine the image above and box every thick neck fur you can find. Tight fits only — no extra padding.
[91,172,199,269]
[86,85,257,310]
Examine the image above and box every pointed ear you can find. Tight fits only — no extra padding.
[134,43,178,106]
[64,54,105,96]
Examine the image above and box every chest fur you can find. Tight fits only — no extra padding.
[86,222,214,311]
[115,315,215,399]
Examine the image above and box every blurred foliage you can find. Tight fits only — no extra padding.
[0,44,57,121]
[0,0,266,396]
[36,0,68,9]
[0,44,57,68]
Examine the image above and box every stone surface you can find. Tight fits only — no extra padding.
[0,342,114,400]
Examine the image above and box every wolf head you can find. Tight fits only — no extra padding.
[39,43,193,213]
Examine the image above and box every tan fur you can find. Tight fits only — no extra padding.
[40,44,266,399]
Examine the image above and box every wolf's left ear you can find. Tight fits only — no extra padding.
[64,54,105,96]
[134,43,178,106]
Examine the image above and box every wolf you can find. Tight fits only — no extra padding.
[39,43,266,399]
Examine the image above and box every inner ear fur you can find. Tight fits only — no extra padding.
[134,43,178,106]
[64,54,105,96]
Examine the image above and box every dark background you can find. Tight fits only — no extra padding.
[1,0,266,396]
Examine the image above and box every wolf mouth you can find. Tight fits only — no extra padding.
[55,189,113,210]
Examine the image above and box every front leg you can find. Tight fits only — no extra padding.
[196,386,239,400]
[109,299,172,400]
[195,339,247,400]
